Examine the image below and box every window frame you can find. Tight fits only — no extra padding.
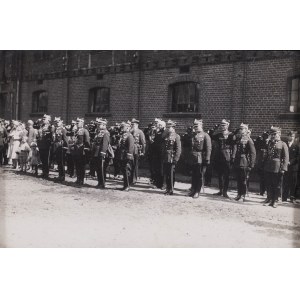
[288,75,300,113]
[32,90,48,113]
[169,81,200,113]
[88,87,110,114]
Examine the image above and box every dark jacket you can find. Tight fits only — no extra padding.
[232,136,256,168]
[264,140,289,173]
[287,141,300,172]
[0,126,7,146]
[190,131,212,164]
[161,132,181,164]
[37,124,55,149]
[91,129,110,158]
[131,128,146,156]
[212,131,234,162]
[118,132,135,161]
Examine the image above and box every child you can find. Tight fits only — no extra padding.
[17,136,30,172]
[28,142,41,176]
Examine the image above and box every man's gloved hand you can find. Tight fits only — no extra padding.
[247,167,252,172]
[280,170,285,174]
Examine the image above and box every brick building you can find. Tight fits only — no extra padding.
[0,50,299,136]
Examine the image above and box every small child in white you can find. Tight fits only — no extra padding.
[17,136,30,172]
[28,142,41,176]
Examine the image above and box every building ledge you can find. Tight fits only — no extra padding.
[163,113,202,118]
[278,112,300,120]
[85,113,112,118]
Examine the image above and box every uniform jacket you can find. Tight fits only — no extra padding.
[255,137,269,170]
[37,124,54,149]
[91,129,110,158]
[118,132,135,161]
[264,140,289,173]
[131,128,146,156]
[190,131,212,164]
[287,141,300,172]
[71,128,90,158]
[212,131,234,162]
[161,132,181,164]
[232,136,256,168]
[0,126,7,146]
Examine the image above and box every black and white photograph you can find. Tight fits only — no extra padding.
[1,2,300,300]
[0,50,299,247]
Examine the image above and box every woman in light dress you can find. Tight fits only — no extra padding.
[7,121,23,168]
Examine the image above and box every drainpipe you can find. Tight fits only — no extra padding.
[137,51,142,120]
[15,51,23,120]
[241,52,247,123]
[65,51,70,124]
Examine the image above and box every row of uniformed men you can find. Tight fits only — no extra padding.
[0,115,296,208]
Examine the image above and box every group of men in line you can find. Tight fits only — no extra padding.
[0,115,299,208]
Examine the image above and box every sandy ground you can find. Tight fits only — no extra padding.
[0,167,300,248]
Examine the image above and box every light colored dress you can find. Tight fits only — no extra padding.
[7,128,23,162]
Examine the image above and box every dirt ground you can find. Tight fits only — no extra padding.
[0,167,300,247]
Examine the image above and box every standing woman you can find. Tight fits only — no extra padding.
[7,120,23,169]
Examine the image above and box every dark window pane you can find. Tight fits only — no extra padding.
[32,90,48,113]
[171,82,199,112]
[89,87,110,113]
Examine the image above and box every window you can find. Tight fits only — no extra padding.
[88,87,110,113]
[170,82,199,112]
[289,76,300,112]
[32,90,48,113]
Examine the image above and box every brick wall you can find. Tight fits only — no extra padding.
[2,51,300,137]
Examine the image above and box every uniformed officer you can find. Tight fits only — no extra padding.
[91,117,110,189]
[71,118,90,186]
[65,120,77,177]
[0,119,8,166]
[263,126,289,208]
[188,119,212,198]
[152,119,166,189]
[232,123,256,201]
[282,130,299,203]
[53,117,68,182]
[130,118,146,185]
[255,131,269,196]
[118,122,135,191]
[161,120,181,195]
[212,119,234,199]
[36,114,54,178]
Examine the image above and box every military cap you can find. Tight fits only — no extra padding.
[95,117,107,125]
[120,121,130,128]
[239,123,249,130]
[43,114,51,121]
[166,120,176,127]
[155,118,162,123]
[270,126,281,134]
[287,130,297,136]
[71,120,76,124]
[76,117,84,123]
[54,117,62,123]
[193,119,203,126]
[131,118,140,124]
[220,119,230,126]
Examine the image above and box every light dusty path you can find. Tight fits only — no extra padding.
[0,168,299,247]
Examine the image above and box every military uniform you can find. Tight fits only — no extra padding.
[130,119,146,185]
[71,119,90,185]
[282,132,299,202]
[188,120,212,198]
[91,118,110,188]
[232,124,256,201]
[65,123,77,177]
[255,132,269,196]
[212,120,234,198]
[118,123,134,191]
[0,121,8,165]
[53,120,68,181]
[264,127,289,208]
[162,120,181,195]
[36,115,54,178]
